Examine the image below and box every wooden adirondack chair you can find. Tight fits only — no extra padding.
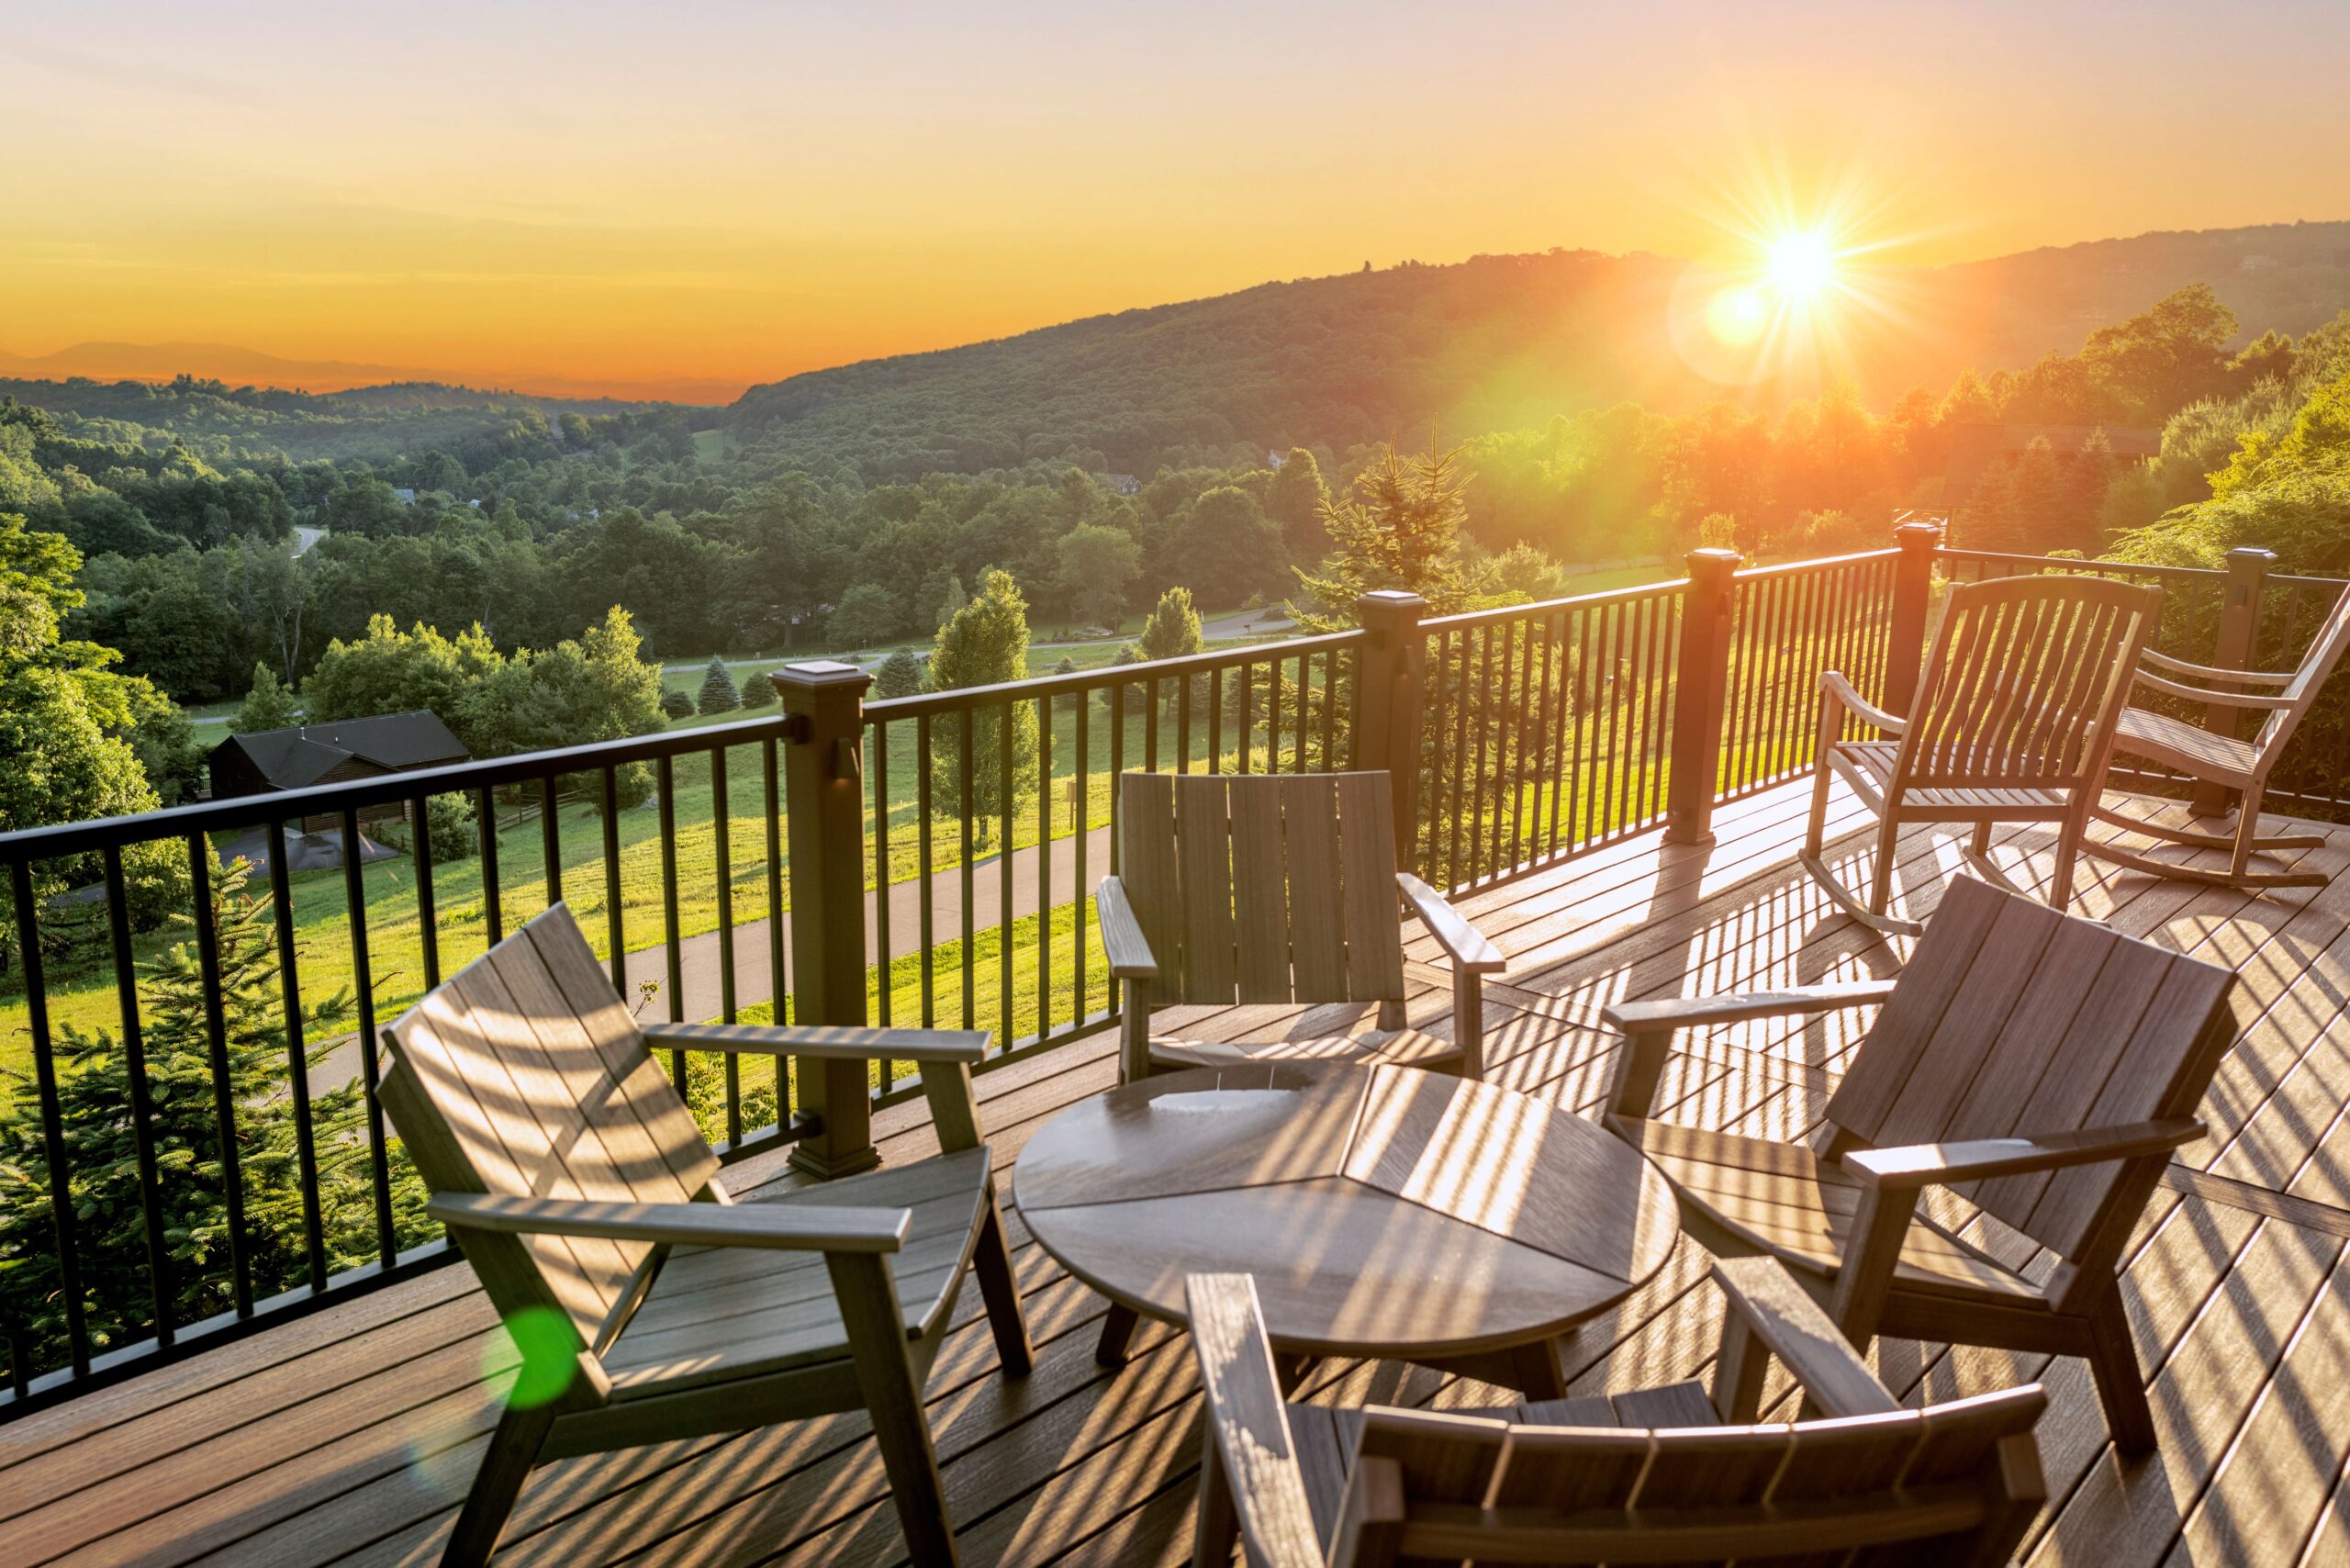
[1095,771,1505,1086]
[1188,1262,2049,1568]
[1604,872,2239,1455]
[2084,584,2350,890]
[1804,574,2159,931]
[376,903,1033,1568]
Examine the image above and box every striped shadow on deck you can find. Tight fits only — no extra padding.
[5,773,2350,1566]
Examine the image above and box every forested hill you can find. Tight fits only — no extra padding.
[0,375,705,464]
[729,220,2350,478]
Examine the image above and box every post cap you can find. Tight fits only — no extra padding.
[1895,521,1945,547]
[773,660,870,685]
[1356,589,1429,610]
[2223,546,2278,564]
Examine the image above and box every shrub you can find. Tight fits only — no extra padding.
[738,670,778,709]
[659,689,696,720]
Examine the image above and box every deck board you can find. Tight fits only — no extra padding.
[11,774,2350,1566]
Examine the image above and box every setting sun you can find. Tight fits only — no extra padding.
[1767,230,1839,297]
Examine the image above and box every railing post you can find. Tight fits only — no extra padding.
[2195,546,2276,816]
[774,660,880,1180]
[1664,548,1741,846]
[1352,589,1429,870]
[1882,521,1944,717]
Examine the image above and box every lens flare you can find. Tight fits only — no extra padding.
[1766,231,1837,298]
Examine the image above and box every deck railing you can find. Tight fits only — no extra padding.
[3,521,2345,1416]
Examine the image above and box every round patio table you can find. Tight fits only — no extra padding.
[1013,1061,1680,1397]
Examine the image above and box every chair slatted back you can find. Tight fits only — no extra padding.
[380,903,722,1343]
[2257,586,2350,757]
[1898,577,2156,791]
[1825,875,2237,1260]
[1118,771,1404,1006]
[1341,1384,2045,1565]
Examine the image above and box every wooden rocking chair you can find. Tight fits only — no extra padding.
[2084,584,2350,891]
[376,903,1033,1567]
[1188,1263,2049,1567]
[1604,873,2240,1455]
[1804,574,2159,933]
[1096,771,1505,1085]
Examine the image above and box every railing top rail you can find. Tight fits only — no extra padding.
[1419,576,1689,633]
[2273,572,2350,592]
[862,626,1368,720]
[1935,547,2221,585]
[1730,547,1902,583]
[0,713,805,864]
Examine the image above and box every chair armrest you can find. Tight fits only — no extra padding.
[2132,669,2295,709]
[1842,1117,2205,1191]
[642,1023,990,1065]
[1711,1256,1900,1420]
[428,1192,910,1253]
[1185,1273,1325,1568]
[1819,669,1906,735]
[1096,877,1159,980]
[2143,647,2296,686]
[1396,873,1505,973]
[1601,980,1898,1036]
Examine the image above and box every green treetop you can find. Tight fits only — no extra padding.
[231,661,302,734]
[1288,441,1483,631]
[926,568,1039,838]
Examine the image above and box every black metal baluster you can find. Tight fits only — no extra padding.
[959,707,976,1029]
[1235,663,1252,775]
[600,766,624,997]
[11,859,90,1376]
[101,847,172,1345]
[1176,665,1192,776]
[1319,649,1339,773]
[712,745,740,1143]
[413,794,440,991]
[1073,682,1091,1021]
[264,823,328,1291]
[335,812,398,1267]
[918,713,936,1031]
[873,721,893,1059]
[540,774,563,908]
[999,700,1015,1055]
[762,736,787,1114]
[1146,678,1161,774]
[1036,694,1051,1043]
[476,785,502,946]
[185,835,252,1318]
[656,755,684,1093]
[1212,667,1231,770]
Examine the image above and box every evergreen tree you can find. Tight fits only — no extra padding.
[874,648,924,700]
[1964,455,2027,554]
[0,859,428,1370]
[659,689,696,720]
[926,570,1039,841]
[697,657,740,714]
[2005,435,2065,553]
[1289,442,1483,631]
[2061,429,2117,554]
[935,575,968,630]
[229,661,301,734]
[737,667,778,709]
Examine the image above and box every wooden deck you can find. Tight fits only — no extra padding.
[9,774,2350,1566]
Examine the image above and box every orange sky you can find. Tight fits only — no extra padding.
[7,1,2349,403]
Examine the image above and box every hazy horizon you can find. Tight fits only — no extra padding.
[11,0,2350,402]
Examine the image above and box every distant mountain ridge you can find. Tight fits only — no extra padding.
[727,219,2350,476]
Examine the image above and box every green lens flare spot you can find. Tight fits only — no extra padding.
[498,1306,578,1408]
